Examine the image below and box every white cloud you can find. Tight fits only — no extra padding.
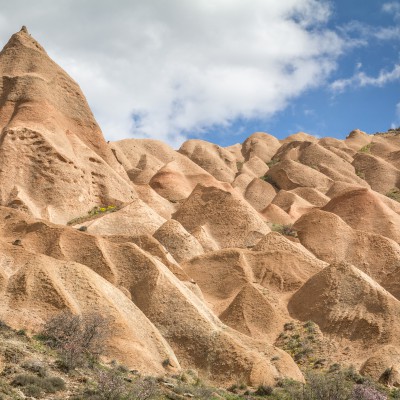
[396,102,400,116]
[339,20,400,42]
[383,2,400,19]
[331,64,400,93]
[0,0,344,146]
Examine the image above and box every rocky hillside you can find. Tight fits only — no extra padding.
[1,27,400,392]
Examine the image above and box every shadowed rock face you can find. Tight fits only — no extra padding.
[3,27,400,385]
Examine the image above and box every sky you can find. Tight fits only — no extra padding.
[0,0,399,147]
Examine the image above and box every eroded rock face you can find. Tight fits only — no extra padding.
[288,262,400,346]
[0,28,135,223]
[3,27,400,386]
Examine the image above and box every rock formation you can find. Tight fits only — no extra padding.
[1,27,400,386]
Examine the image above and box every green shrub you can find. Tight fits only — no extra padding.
[386,188,400,202]
[359,143,373,153]
[22,359,48,377]
[254,384,273,396]
[44,376,66,392]
[267,158,280,167]
[355,169,366,179]
[23,383,42,397]
[12,373,65,396]
[260,174,278,187]
[271,224,297,237]
[12,373,41,387]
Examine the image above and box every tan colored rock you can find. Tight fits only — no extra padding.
[0,206,302,385]
[0,28,135,223]
[241,132,281,162]
[288,262,400,345]
[281,132,318,143]
[240,156,269,178]
[104,234,188,281]
[352,152,400,194]
[134,184,177,219]
[318,137,355,162]
[84,198,166,236]
[190,225,220,253]
[289,187,330,208]
[267,159,333,192]
[91,239,303,385]
[225,143,244,163]
[271,190,316,220]
[322,188,400,243]
[0,241,178,375]
[182,240,324,339]
[173,184,270,249]
[153,219,204,263]
[112,139,230,201]
[360,346,400,386]
[244,178,276,212]
[294,209,400,294]
[149,160,231,201]
[260,204,294,225]
[326,182,400,214]
[344,129,372,151]
[179,139,237,182]
[232,173,255,195]
[274,141,368,187]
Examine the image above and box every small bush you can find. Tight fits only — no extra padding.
[355,169,366,179]
[303,320,316,334]
[386,188,400,203]
[13,373,41,387]
[352,384,387,400]
[266,158,280,167]
[41,311,111,369]
[329,363,341,373]
[304,371,353,400]
[22,360,48,377]
[227,384,238,393]
[131,377,159,400]
[260,174,278,187]
[0,320,11,330]
[44,376,66,392]
[271,224,297,237]
[12,373,65,396]
[93,368,129,400]
[23,383,42,397]
[254,384,273,396]
[359,143,373,153]
[284,322,295,331]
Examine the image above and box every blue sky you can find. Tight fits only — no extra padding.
[0,1,400,147]
[204,0,400,145]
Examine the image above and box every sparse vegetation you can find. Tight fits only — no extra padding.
[308,164,320,171]
[67,204,118,226]
[0,319,398,399]
[386,188,400,202]
[40,311,111,370]
[277,321,321,367]
[254,384,273,396]
[12,374,65,397]
[358,143,373,153]
[355,169,366,179]
[267,158,280,168]
[270,224,298,238]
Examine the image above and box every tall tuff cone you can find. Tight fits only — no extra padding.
[0,28,135,223]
